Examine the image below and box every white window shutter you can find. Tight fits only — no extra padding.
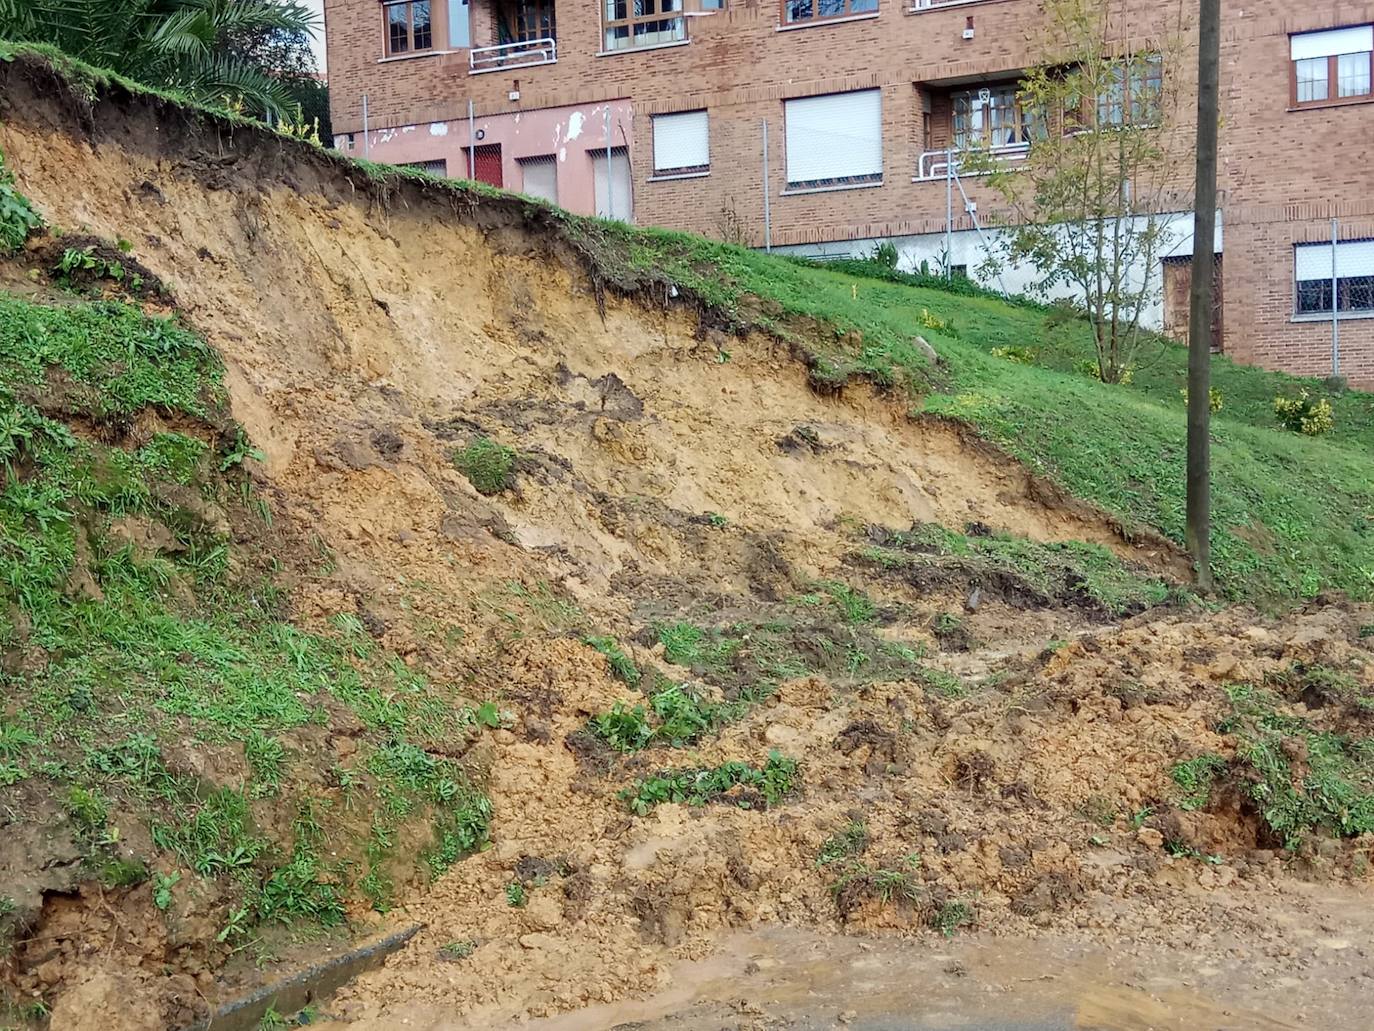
[520,160,557,203]
[1296,243,1333,281]
[784,90,882,186]
[1291,25,1373,61]
[1335,239,1374,277]
[1297,240,1374,280]
[653,111,710,173]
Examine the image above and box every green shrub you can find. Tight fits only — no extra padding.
[0,149,42,253]
[1180,386,1224,413]
[990,345,1038,365]
[1273,390,1334,436]
[453,437,516,495]
[870,241,899,270]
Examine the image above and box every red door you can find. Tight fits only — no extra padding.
[467,144,503,188]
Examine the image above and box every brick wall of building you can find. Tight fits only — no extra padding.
[327,0,1374,384]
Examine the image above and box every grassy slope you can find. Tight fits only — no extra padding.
[572,228,1374,603]
[0,291,491,950]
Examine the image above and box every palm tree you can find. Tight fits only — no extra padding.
[0,0,320,121]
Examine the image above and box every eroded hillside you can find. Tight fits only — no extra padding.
[0,52,1371,1031]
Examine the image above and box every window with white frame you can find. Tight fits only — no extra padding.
[783,90,882,189]
[603,0,685,51]
[652,110,710,175]
[952,85,1035,150]
[1295,240,1374,315]
[1291,25,1373,105]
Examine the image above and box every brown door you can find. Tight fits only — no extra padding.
[1162,256,1223,353]
[465,144,503,188]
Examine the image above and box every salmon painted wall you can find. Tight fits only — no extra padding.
[335,99,634,216]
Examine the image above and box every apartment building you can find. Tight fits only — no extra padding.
[325,0,1374,384]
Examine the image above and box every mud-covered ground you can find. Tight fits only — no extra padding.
[0,63,1371,1030]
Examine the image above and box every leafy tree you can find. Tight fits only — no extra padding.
[974,0,1194,384]
[0,0,320,121]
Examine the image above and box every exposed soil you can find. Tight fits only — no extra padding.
[0,58,1371,1030]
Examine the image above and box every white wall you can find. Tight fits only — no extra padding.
[774,210,1223,331]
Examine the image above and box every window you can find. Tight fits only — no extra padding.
[404,158,448,175]
[952,86,1034,150]
[1295,240,1374,315]
[519,157,558,202]
[592,147,633,220]
[781,0,877,25]
[652,110,710,175]
[500,0,556,43]
[384,0,433,55]
[1291,26,1374,106]
[784,90,882,189]
[603,0,685,51]
[1097,55,1162,126]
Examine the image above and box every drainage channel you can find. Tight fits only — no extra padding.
[178,923,422,1031]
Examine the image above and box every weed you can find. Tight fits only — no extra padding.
[65,785,110,831]
[101,856,148,888]
[817,820,869,866]
[1129,806,1155,830]
[620,753,799,815]
[54,245,126,284]
[505,881,528,908]
[244,731,287,797]
[705,511,729,528]
[932,899,976,936]
[920,668,966,698]
[153,871,181,911]
[438,939,477,961]
[1078,795,1117,828]
[1170,754,1228,811]
[990,345,1038,365]
[584,635,641,687]
[0,147,42,253]
[817,581,877,625]
[590,702,655,752]
[1216,684,1374,847]
[453,437,516,495]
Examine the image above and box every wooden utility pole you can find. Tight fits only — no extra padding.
[1186,0,1221,590]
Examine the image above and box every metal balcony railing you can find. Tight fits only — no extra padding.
[915,141,1030,181]
[469,37,557,73]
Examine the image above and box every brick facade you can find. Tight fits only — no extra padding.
[326,0,1374,384]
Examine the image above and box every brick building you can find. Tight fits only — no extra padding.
[325,0,1374,384]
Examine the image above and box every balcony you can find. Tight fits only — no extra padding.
[470,37,557,72]
[916,141,1030,181]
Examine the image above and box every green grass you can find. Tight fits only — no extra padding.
[860,522,1179,616]
[1214,684,1374,848]
[619,752,799,815]
[452,436,516,496]
[0,293,490,941]
[817,819,869,866]
[584,635,641,687]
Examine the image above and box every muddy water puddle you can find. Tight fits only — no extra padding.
[520,927,1302,1031]
[330,922,1346,1030]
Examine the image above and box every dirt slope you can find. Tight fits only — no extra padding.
[0,59,1372,1030]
